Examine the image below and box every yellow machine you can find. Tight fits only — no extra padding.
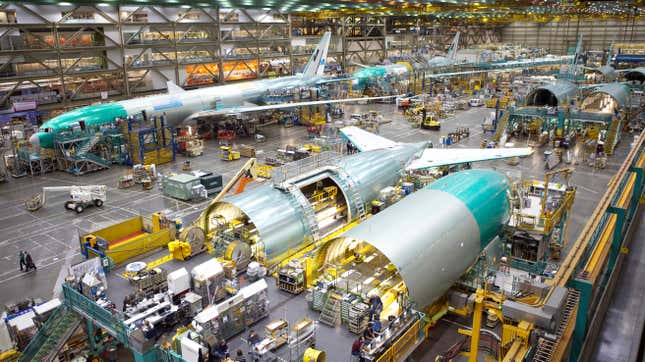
[0,349,20,361]
[457,287,534,362]
[81,213,173,265]
[420,115,441,130]
[304,144,322,153]
[170,158,261,261]
[303,348,325,362]
[220,146,241,161]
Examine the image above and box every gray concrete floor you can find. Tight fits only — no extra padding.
[0,102,636,361]
[592,209,645,362]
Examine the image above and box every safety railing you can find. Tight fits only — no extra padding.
[545,130,645,361]
[272,151,342,185]
[19,306,66,361]
[157,346,186,362]
[62,283,130,346]
[510,258,547,275]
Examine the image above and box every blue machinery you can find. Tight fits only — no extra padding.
[20,284,183,362]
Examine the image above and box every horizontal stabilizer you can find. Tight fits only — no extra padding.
[340,126,398,152]
[340,126,533,168]
[407,147,533,170]
[167,81,186,94]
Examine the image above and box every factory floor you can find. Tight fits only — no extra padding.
[592,208,645,362]
[0,102,638,361]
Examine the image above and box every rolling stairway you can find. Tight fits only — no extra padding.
[604,115,622,156]
[493,110,512,142]
[20,306,81,362]
[319,292,342,327]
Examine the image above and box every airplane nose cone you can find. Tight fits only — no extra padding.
[29,133,39,149]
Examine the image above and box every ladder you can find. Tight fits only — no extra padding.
[531,289,580,362]
[285,183,321,241]
[319,293,342,327]
[20,306,81,362]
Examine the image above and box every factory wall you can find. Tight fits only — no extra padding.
[501,19,645,54]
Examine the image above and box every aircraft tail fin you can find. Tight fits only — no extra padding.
[302,31,331,79]
[446,32,460,61]
[570,34,583,75]
[167,81,186,94]
[606,40,615,66]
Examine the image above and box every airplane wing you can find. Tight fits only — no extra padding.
[427,70,490,78]
[351,62,370,69]
[167,81,186,94]
[340,126,398,151]
[341,126,532,167]
[316,77,353,84]
[186,96,397,120]
[406,147,533,171]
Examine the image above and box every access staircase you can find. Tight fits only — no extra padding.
[345,177,367,221]
[319,292,342,327]
[54,133,111,175]
[604,115,622,156]
[531,289,580,362]
[545,151,562,170]
[284,182,321,241]
[20,306,81,362]
[493,109,512,142]
[330,167,367,221]
[76,134,101,155]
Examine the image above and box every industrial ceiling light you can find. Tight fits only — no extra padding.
[59,1,73,5]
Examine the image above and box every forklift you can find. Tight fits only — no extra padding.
[220,146,241,161]
[419,107,441,130]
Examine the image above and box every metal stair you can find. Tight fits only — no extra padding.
[284,183,321,241]
[531,289,580,362]
[333,169,367,221]
[76,134,101,156]
[20,306,81,362]
[604,115,621,156]
[493,109,512,142]
[346,179,367,221]
[545,151,561,170]
[83,152,111,168]
[319,293,342,327]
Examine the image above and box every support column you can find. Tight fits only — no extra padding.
[567,278,593,361]
[132,348,158,362]
[86,319,97,354]
[606,206,626,274]
[628,166,643,216]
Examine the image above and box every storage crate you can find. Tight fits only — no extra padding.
[162,174,202,200]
